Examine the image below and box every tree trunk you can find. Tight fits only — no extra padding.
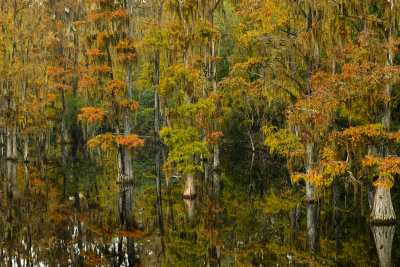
[213,144,220,195]
[306,140,314,201]
[154,0,164,236]
[120,0,134,184]
[61,88,70,144]
[370,185,396,223]
[210,12,221,194]
[366,182,375,211]
[372,9,396,223]
[371,225,395,267]
[116,6,138,265]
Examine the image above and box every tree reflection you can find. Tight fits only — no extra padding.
[371,225,395,267]
[0,150,395,266]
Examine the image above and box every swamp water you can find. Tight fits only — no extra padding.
[0,147,399,266]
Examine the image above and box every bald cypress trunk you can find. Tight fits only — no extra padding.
[371,12,396,223]
[370,185,395,223]
[211,25,220,194]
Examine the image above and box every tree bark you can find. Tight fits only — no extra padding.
[118,0,135,242]
[210,9,220,194]
[305,140,314,201]
[370,185,396,223]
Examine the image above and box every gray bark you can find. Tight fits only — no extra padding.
[370,185,395,222]
[118,0,135,237]
[210,9,220,195]
[306,140,314,201]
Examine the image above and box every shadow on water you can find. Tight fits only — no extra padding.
[0,147,399,266]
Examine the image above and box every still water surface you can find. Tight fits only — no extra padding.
[0,148,399,266]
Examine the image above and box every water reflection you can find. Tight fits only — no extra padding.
[0,150,398,266]
[371,225,396,267]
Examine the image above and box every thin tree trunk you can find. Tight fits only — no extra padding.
[306,140,314,201]
[118,3,135,252]
[154,0,165,239]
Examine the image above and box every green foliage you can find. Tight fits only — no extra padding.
[160,126,209,174]
[264,126,302,156]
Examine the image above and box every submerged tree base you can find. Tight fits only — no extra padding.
[183,194,197,200]
[368,218,398,226]
[116,180,135,185]
[370,185,396,224]
[304,199,315,204]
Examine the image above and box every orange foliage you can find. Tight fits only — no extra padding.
[116,134,144,149]
[89,65,111,75]
[362,155,400,188]
[118,228,147,238]
[206,131,224,144]
[88,133,144,151]
[119,100,139,111]
[78,107,104,123]
[104,79,127,96]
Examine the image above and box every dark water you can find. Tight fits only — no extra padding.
[0,148,399,266]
